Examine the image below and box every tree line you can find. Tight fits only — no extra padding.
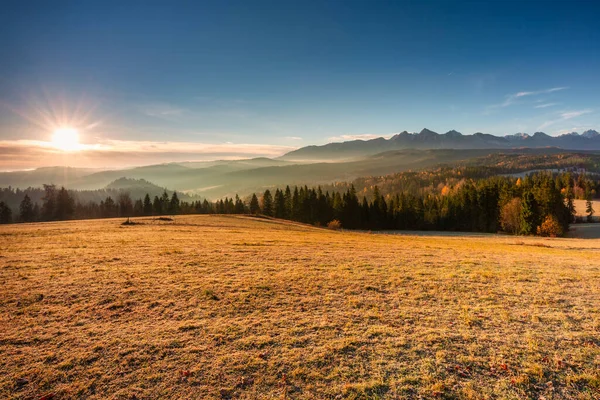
[0,172,597,237]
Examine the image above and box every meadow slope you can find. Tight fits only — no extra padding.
[1,216,599,399]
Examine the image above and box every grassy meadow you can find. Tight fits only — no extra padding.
[1,215,599,399]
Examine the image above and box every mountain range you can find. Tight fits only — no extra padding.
[281,129,600,160]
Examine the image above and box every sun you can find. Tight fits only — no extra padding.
[51,128,81,151]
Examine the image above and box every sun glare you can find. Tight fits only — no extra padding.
[51,128,81,151]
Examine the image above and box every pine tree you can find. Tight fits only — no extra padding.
[202,199,211,213]
[41,184,57,221]
[0,201,12,224]
[262,190,274,216]
[55,187,75,220]
[332,192,343,220]
[133,199,144,216]
[160,190,170,211]
[234,195,245,214]
[32,203,40,221]
[103,196,117,218]
[153,195,162,215]
[169,191,180,214]
[249,193,261,214]
[585,190,595,222]
[274,189,286,218]
[520,191,539,235]
[291,187,300,220]
[284,186,292,218]
[19,194,35,222]
[565,185,575,222]
[143,194,153,215]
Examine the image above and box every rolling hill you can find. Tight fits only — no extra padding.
[2,148,600,200]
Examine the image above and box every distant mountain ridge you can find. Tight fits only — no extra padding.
[281,129,600,160]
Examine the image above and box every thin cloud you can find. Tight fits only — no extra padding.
[560,109,592,119]
[284,136,303,141]
[538,109,593,130]
[327,133,393,142]
[534,103,558,109]
[515,87,568,98]
[555,126,596,135]
[0,139,296,170]
[489,86,568,109]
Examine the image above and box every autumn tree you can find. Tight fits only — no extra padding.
[500,197,522,234]
[537,215,564,237]
[117,192,133,217]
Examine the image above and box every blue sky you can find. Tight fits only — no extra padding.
[1,0,599,168]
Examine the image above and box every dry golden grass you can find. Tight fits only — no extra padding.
[1,215,599,399]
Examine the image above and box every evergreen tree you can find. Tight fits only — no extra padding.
[291,187,300,220]
[565,185,575,222]
[284,186,292,218]
[32,203,40,221]
[332,192,343,220]
[262,190,273,216]
[169,191,180,214]
[133,199,144,216]
[55,187,75,220]
[103,196,118,218]
[585,190,595,222]
[41,184,57,221]
[143,194,153,215]
[249,193,261,214]
[274,189,286,218]
[234,195,245,214]
[19,194,35,222]
[160,190,170,211]
[153,195,162,215]
[202,199,211,213]
[520,191,539,235]
[0,201,12,224]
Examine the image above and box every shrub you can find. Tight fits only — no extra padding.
[327,219,342,230]
[536,215,564,237]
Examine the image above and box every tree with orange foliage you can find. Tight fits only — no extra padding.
[536,215,564,237]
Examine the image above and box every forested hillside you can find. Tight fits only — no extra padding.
[2,167,597,237]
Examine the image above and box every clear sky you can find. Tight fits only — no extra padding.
[1,0,599,169]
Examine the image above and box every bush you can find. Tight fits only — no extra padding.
[536,215,564,237]
[327,219,342,230]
